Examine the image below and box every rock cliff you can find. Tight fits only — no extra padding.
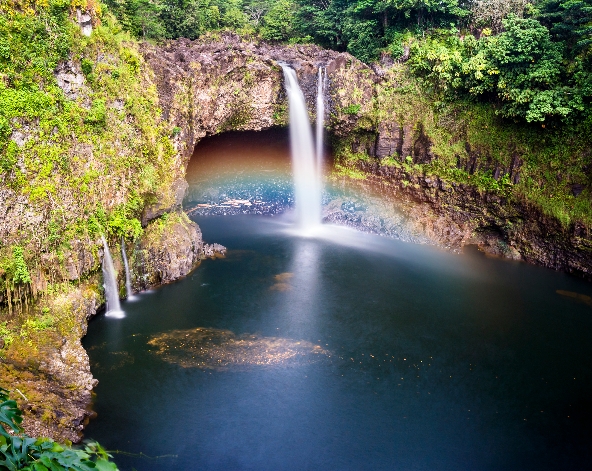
[142,34,592,278]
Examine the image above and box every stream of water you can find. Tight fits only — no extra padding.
[84,130,592,471]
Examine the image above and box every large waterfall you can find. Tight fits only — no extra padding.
[101,236,124,318]
[280,64,322,232]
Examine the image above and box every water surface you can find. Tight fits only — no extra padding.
[84,215,592,471]
[85,129,592,470]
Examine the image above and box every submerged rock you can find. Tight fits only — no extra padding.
[147,327,330,370]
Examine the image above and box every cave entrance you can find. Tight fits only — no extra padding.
[184,127,332,216]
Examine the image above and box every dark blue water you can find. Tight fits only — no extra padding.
[84,214,592,471]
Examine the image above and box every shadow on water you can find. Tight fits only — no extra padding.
[84,130,592,470]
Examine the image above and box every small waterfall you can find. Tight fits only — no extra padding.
[121,236,134,300]
[101,236,124,318]
[280,64,322,232]
[316,66,325,174]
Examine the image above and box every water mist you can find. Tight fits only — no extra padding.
[316,66,325,173]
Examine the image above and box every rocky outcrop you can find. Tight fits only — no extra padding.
[141,33,373,166]
[142,35,591,278]
[0,284,100,442]
[345,160,592,278]
[0,211,220,442]
[133,211,206,288]
[2,31,590,445]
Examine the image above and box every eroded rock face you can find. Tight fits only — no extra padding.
[347,160,592,278]
[54,60,87,100]
[1,284,100,443]
[143,36,592,277]
[133,211,206,288]
[141,33,373,165]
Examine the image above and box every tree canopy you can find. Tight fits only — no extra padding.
[100,0,592,123]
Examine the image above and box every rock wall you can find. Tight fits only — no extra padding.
[345,160,592,278]
[142,35,592,278]
[3,30,591,444]
[141,33,372,165]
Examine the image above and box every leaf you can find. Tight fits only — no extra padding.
[94,459,119,471]
[0,397,23,436]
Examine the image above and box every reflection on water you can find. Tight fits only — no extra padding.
[269,272,293,291]
[147,327,330,370]
[556,289,592,306]
[184,128,294,215]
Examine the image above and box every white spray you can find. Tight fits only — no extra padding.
[101,236,124,318]
[316,66,325,176]
[121,236,134,300]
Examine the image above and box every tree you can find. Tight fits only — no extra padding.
[470,0,531,34]
[260,0,297,41]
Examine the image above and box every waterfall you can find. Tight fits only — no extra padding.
[316,66,325,175]
[121,236,134,300]
[280,64,322,232]
[101,236,124,318]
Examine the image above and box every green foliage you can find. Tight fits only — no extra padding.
[342,103,361,114]
[22,314,55,332]
[84,99,107,127]
[0,388,118,470]
[103,0,253,40]
[81,58,94,76]
[0,0,177,303]
[0,388,22,437]
[0,323,15,349]
[11,247,31,286]
[410,15,590,123]
[260,0,296,41]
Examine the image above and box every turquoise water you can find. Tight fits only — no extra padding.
[83,130,592,470]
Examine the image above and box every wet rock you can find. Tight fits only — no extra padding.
[348,159,592,278]
[572,184,585,196]
[141,34,375,162]
[375,121,401,159]
[142,178,188,225]
[134,211,215,288]
[0,284,101,443]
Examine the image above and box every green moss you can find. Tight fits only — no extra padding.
[342,104,361,115]
[0,1,178,308]
[333,163,366,180]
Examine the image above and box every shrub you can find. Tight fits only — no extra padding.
[0,388,119,470]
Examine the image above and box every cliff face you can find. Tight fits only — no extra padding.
[143,35,592,278]
[0,7,213,442]
[334,162,592,277]
[140,34,366,165]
